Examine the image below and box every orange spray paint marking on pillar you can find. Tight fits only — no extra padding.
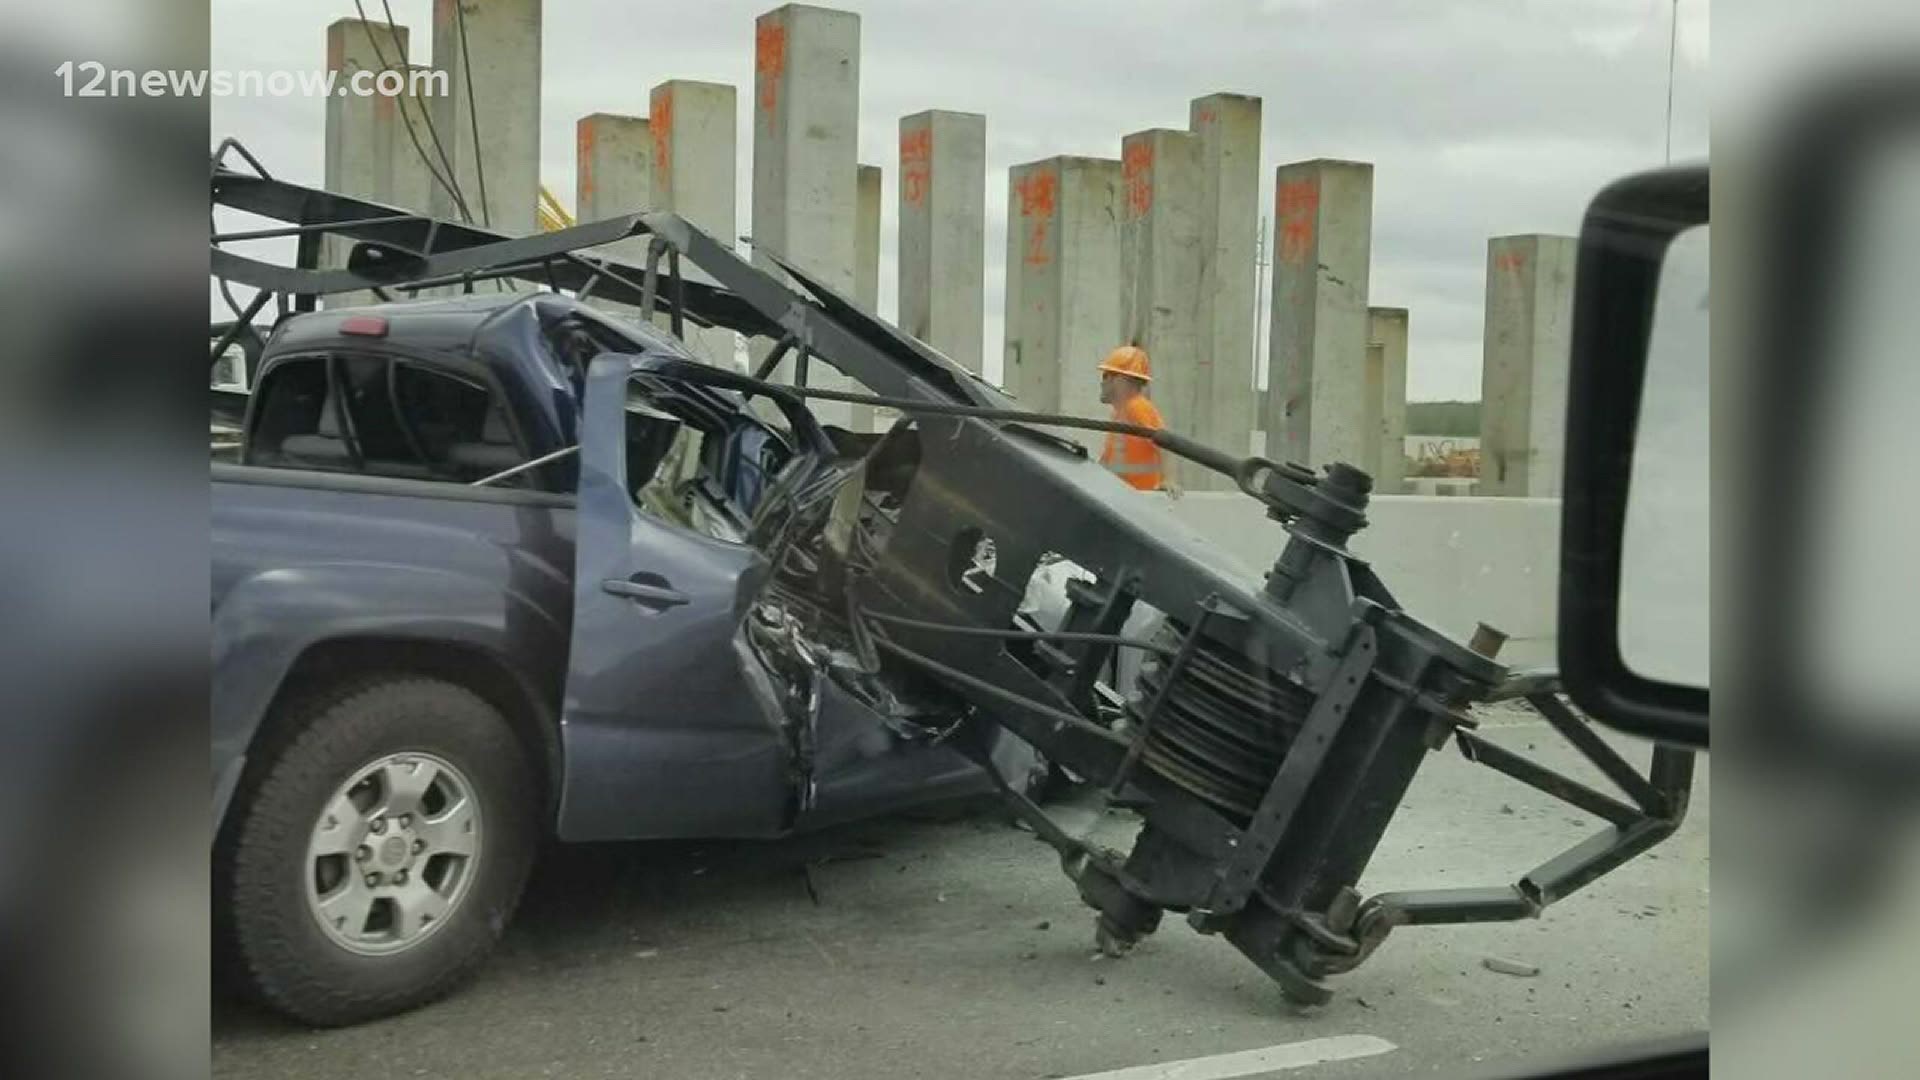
[900,126,932,208]
[1025,218,1052,267]
[1122,140,1155,219]
[1015,168,1058,267]
[1493,250,1526,276]
[326,34,345,74]
[650,90,675,190]
[754,17,787,135]
[1276,178,1320,264]
[576,121,597,206]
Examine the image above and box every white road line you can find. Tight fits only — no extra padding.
[1058,1034,1398,1080]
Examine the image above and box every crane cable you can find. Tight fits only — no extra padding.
[348,0,476,225]
[376,0,469,220]
[1664,0,1679,164]
[453,0,493,229]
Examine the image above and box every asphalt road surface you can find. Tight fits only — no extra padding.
[214,709,1708,1079]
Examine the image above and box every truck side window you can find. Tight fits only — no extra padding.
[247,354,524,485]
[247,357,344,470]
[393,363,524,482]
[336,355,418,474]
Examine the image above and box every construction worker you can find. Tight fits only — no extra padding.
[1097,345,1165,491]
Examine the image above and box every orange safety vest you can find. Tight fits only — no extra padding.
[1101,394,1166,491]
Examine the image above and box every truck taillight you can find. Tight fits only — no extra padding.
[340,315,388,337]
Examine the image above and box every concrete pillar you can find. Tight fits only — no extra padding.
[1266,159,1374,470]
[855,164,881,308]
[650,80,740,368]
[752,3,860,425]
[570,114,653,328]
[324,19,410,305]
[1003,157,1122,452]
[384,65,440,214]
[325,19,405,206]
[851,164,884,432]
[1363,343,1386,477]
[1189,93,1262,484]
[1367,307,1409,493]
[431,0,541,236]
[1480,234,1577,496]
[1119,128,1206,489]
[574,114,652,246]
[898,110,986,374]
[650,81,737,242]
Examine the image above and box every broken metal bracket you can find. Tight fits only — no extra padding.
[960,724,1166,953]
[969,739,1087,859]
[1313,684,1696,973]
[1053,570,1141,714]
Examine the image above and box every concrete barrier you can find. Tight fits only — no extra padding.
[1404,476,1479,497]
[1165,492,1561,669]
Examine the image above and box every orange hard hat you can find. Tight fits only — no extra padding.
[1098,345,1151,382]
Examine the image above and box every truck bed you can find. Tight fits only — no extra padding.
[210,464,577,826]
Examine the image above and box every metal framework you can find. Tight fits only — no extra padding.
[208,141,1696,1005]
[210,138,985,410]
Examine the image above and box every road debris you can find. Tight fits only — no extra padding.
[1482,955,1541,978]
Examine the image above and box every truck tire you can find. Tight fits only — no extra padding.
[218,675,538,1026]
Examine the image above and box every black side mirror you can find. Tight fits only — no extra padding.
[1560,164,1710,747]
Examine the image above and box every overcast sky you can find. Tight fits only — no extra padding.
[211,0,1708,402]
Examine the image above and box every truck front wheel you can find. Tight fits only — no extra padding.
[219,675,539,1026]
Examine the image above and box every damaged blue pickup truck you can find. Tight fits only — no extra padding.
[213,291,1053,1025]
[211,148,1693,1028]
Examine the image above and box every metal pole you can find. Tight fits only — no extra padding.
[1253,216,1269,401]
[1664,0,1679,164]
[469,445,580,488]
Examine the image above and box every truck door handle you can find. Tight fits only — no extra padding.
[601,574,689,611]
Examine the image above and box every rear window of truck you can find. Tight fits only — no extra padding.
[246,353,527,485]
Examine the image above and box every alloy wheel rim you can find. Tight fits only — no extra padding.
[304,751,483,956]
